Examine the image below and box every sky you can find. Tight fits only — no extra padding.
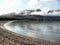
[0,0,60,15]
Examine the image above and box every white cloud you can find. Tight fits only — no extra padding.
[39,0,57,3]
[24,0,28,2]
[26,0,59,12]
[0,0,59,15]
[35,5,42,9]
[39,0,58,8]
[41,0,56,2]
[36,0,59,12]
[30,11,44,15]
[0,0,22,15]
[42,7,51,13]
[27,0,38,8]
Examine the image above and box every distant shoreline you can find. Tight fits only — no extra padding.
[0,15,60,21]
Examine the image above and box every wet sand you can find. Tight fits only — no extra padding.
[0,20,59,45]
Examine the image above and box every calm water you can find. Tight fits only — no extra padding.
[4,20,60,43]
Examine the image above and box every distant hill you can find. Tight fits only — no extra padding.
[0,9,60,20]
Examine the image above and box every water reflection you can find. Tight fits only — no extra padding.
[4,20,60,43]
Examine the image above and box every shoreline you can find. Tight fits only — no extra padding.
[0,20,59,45]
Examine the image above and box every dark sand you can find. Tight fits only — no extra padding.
[0,20,59,45]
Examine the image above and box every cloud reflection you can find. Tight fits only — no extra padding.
[4,20,60,43]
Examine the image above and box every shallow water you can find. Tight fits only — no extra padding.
[4,20,60,43]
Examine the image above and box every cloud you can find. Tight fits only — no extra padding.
[40,0,58,7]
[0,0,22,15]
[26,0,59,12]
[36,0,59,12]
[40,0,56,2]
[27,0,38,8]
[42,7,51,12]
[0,0,59,15]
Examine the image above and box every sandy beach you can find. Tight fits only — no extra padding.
[0,20,59,45]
